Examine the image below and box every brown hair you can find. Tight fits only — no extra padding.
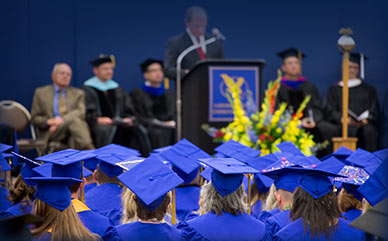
[121,187,137,224]
[337,188,362,213]
[31,199,101,241]
[249,182,269,207]
[291,187,341,240]
[8,175,35,207]
[95,167,121,185]
[134,192,171,221]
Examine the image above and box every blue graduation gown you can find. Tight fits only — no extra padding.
[33,233,51,241]
[85,183,123,225]
[72,199,113,240]
[85,183,97,194]
[342,209,362,222]
[275,218,365,241]
[104,221,182,241]
[0,187,11,212]
[176,186,201,222]
[0,201,33,218]
[250,200,263,219]
[263,209,292,241]
[177,211,266,241]
[258,207,281,222]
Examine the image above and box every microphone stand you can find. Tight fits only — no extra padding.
[176,37,217,142]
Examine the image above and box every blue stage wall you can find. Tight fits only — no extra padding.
[1,0,387,111]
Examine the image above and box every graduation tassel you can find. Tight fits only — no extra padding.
[110,55,116,68]
[164,77,170,90]
[81,161,85,202]
[298,50,303,75]
[171,188,176,224]
[247,174,251,215]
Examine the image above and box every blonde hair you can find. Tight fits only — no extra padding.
[264,184,279,211]
[8,174,35,207]
[121,187,137,224]
[31,199,101,241]
[249,182,269,208]
[199,181,248,216]
[362,198,373,215]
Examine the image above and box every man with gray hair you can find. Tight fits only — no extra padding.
[164,6,225,80]
[31,63,95,151]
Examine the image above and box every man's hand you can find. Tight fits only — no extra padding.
[341,116,361,127]
[163,120,176,128]
[184,69,190,74]
[122,117,133,127]
[97,117,113,125]
[301,118,316,129]
[47,117,64,132]
[360,118,368,126]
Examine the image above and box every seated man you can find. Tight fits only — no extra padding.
[130,59,176,149]
[325,53,380,151]
[83,55,149,154]
[275,48,337,156]
[164,6,224,80]
[31,63,94,150]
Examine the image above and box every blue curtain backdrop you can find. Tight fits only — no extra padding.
[1,0,387,110]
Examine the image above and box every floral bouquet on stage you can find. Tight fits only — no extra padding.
[202,70,316,156]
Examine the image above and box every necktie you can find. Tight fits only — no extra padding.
[58,90,67,116]
[196,38,206,60]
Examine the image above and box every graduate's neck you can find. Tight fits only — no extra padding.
[139,218,162,224]
[96,76,109,83]
[283,73,299,81]
[70,191,80,200]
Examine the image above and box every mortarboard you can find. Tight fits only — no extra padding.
[90,55,113,67]
[320,146,354,162]
[12,152,42,185]
[118,156,183,211]
[36,150,97,179]
[96,154,126,178]
[32,163,52,177]
[116,156,145,171]
[246,155,276,193]
[25,177,82,211]
[349,52,369,79]
[277,47,306,60]
[333,165,370,201]
[276,142,305,156]
[0,144,13,172]
[214,140,261,164]
[139,58,163,73]
[297,167,345,199]
[261,167,302,193]
[317,156,346,174]
[0,143,12,153]
[161,139,210,184]
[83,167,93,178]
[374,148,388,162]
[200,167,213,181]
[358,160,388,206]
[198,158,259,197]
[94,144,140,158]
[152,145,171,154]
[345,148,382,175]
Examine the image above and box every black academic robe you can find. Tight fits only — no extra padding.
[130,88,175,149]
[324,82,380,151]
[83,86,150,154]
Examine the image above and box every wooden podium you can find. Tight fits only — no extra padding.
[181,59,266,153]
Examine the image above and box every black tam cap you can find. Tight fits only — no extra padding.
[139,58,163,73]
[90,55,113,67]
[277,47,306,60]
[349,53,369,65]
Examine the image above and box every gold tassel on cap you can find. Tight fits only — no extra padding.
[110,55,116,68]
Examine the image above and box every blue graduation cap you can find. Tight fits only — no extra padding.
[161,139,210,184]
[118,156,183,211]
[32,163,52,177]
[276,142,305,156]
[297,167,345,199]
[96,154,126,178]
[0,144,13,172]
[0,143,12,153]
[374,149,388,162]
[358,160,388,206]
[213,152,227,158]
[246,155,277,193]
[317,156,346,174]
[346,148,382,175]
[333,165,370,201]
[261,167,302,193]
[83,167,93,178]
[36,150,97,179]
[116,156,145,171]
[94,144,141,158]
[152,145,171,153]
[320,146,354,162]
[25,177,82,211]
[12,152,42,185]
[200,167,213,181]
[214,140,261,163]
[198,158,259,197]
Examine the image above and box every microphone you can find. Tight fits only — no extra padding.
[212,28,226,40]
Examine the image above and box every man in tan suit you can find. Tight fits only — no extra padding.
[31,63,95,150]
